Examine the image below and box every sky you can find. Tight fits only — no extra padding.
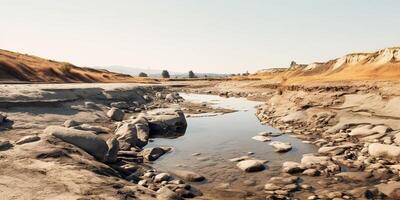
[1,0,400,74]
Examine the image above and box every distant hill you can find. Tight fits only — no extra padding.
[249,47,400,84]
[0,49,153,83]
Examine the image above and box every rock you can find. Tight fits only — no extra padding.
[157,186,183,200]
[258,131,281,137]
[349,125,390,137]
[172,170,205,182]
[84,101,97,109]
[302,169,320,176]
[105,136,119,163]
[282,161,304,173]
[110,101,129,109]
[251,135,271,142]
[63,119,79,128]
[44,126,108,162]
[229,156,251,162]
[318,143,355,155]
[114,122,139,150]
[269,141,292,152]
[301,155,331,168]
[107,108,124,121]
[264,183,280,191]
[335,172,372,182]
[136,122,150,148]
[154,173,172,182]
[376,181,400,199]
[148,110,187,135]
[280,111,307,123]
[75,124,110,134]
[16,135,40,145]
[236,160,266,172]
[368,143,400,160]
[0,140,13,151]
[0,113,6,123]
[393,132,400,145]
[141,147,165,161]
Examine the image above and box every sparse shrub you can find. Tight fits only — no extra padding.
[161,70,170,78]
[188,70,196,78]
[59,63,73,73]
[138,72,148,77]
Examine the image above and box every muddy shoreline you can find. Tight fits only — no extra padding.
[1,81,400,199]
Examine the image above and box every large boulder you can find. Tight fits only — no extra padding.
[107,108,124,121]
[148,109,187,136]
[368,143,400,160]
[140,147,165,161]
[172,170,205,182]
[236,160,266,172]
[114,122,139,150]
[44,126,109,162]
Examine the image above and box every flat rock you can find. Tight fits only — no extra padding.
[154,173,172,182]
[236,160,266,172]
[172,170,205,182]
[44,126,109,162]
[229,156,251,162]
[301,155,331,167]
[258,131,282,137]
[16,135,40,145]
[335,172,372,182]
[63,119,80,128]
[251,135,271,142]
[110,101,129,109]
[75,124,110,134]
[368,143,400,160]
[282,161,304,173]
[376,181,400,199]
[269,141,292,152]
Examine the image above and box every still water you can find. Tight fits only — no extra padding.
[148,93,317,199]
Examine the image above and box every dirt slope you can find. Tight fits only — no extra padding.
[245,47,400,84]
[0,49,152,83]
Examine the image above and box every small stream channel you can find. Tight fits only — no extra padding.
[148,93,317,199]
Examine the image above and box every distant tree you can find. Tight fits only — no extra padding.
[161,70,170,78]
[290,61,297,67]
[138,72,148,77]
[188,70,196,78]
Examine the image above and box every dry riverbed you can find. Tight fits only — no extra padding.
[1,81,400,200]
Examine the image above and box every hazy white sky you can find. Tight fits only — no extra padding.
[1,0,400,73]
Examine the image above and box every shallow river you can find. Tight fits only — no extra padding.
[149,93,317,199]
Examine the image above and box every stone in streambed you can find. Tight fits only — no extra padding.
[236,160,266,172]
[269,141,292,152]
[172,170,205,182]
[252,135,271,142]
[140,147,165,161]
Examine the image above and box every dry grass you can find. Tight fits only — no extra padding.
[0,49,158,83]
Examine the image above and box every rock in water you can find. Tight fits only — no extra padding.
[107,108,124,121]
[44,126,109,162]
[236,160,266,172]
[140,147,165,161]
[105,136,119,163]
[173,170,205,182]
[0,140,13,151]
[16,135,40,145]
[269,141,292,152]
[368,143,400,160]
[251,135,271,142]
[154,173,172,182]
